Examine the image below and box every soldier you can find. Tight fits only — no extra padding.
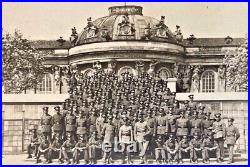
[65,107,77,139]
[155,108,169,138]
[36,135,50,163]
[144,110,156,156]
[203,112,213,137]
[27,127,40,159]
[59,133,76,164]
[197,106,205,119]
[119,117,134,164]
[73,134,89,164]
[47,134,63,163]
[52,106,64,140]
[88,131,100,164]
[154,135,166,164]
[101,115,116,164]
[40,106,52,143]
[88,109,97,135]
[134,114,151,164]
[190,132,203,163]
[188,94,197,111]
[176,111,190,141]
[212,113,226,163]
[202,132,218,163]
[225,118,240,164]
[165,133,179,164]
[76,110,88,141]
[190,111,203,136]
[178,135,191,164]
[168,106,179,135]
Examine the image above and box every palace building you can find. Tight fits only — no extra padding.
[2,5,247,156]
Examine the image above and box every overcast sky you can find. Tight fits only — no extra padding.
[2,2,248,40]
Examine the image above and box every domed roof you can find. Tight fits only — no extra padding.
[73,5,180,46]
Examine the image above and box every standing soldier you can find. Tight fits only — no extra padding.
[225,118,240,164]
[88,109,97,135]
[190,132,203,163]
[168,106,179,135]
[119,117,134,164]
[178,135,191,164]
[144,110,156,156]
[190,111,203,136]
[188,94,197,111]
[155,109,169,139]
[88,131,100,164]
[101,116,116,164]
[65,107,77,140]
[165,133,179,164]
[212,113,226,163]
[40,106,52,143]
[134,114,151,164]
[76,110,89,141]
[52,106,64,140]
[203,112,213,137]
[176,111,189,141]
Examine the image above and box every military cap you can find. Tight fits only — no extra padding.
[184,100,189,104]
[188,94,194,99]
[198,106,205,110]
[228,118,234,122]
[43,106,49,110]
[193,132,200,136]
[214,113,222,118]
[121,110,127,115]
[54,106,60,110]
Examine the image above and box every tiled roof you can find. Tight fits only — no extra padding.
[30,40,71,49]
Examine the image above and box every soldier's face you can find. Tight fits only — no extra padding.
[228,121,233,126]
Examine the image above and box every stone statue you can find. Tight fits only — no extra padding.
[85,17,98,39]
[147,60,159,77]
[192,66,201,92]
[53,66,61,86]
[70,27,78,45]
[218,65,226,81]
[182,65,193,92]
[106,60,117,74]
[142,23,152,40]
[93,61,102,73]
[155,16,168,38]
[173,63,179,77]
[118,13,136,36]
[174,25,183,42]
[135,60,145,76]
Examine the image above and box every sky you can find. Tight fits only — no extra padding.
[2,2,248,40]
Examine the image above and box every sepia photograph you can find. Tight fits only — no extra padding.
[2,2,248,165]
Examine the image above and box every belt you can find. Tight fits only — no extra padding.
[158,125,165,127]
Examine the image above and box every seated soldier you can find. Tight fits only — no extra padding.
[190,132,203,163]
[27,127,40,159]
[154,135,166,164]
[202,132,218,163]
[165,133,179,164]
[59,133,76,164]
[73,134,88,164]
[178,135,191,163]
[36,135,50,163]
[47,134,63,163]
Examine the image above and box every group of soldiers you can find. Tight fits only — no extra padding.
[27,70,240,164]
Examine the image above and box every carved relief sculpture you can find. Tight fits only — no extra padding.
[218,65,226,81]
[84,17,99,39]
[174,25,183,42]
[135,60,145,76]
[93,61,102,73]
[106,60,117,74]
[118,13,136,36]
[147,59,159,77]
[155,16,169,38]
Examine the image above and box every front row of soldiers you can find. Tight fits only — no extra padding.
[27,106,240,164]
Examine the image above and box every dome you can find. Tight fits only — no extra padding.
[73,5,179,46]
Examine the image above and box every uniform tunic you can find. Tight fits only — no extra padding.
[52,113,64,132]
[155,116,169,135]
[176,118,189,136]
[76,117,88,135]
[225,125,240,145]
[40,114,52,133]
[65,114,76,132]
[119,125,133,144]
[134,121,149,142]
[101,123,116,143]
[190,118,203,136]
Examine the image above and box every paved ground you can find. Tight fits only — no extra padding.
[2,154,248,165]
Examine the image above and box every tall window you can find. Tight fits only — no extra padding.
[201,71,215,92]
[38,74,52,94]
[158,68,170,80]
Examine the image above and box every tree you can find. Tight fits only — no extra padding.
[223,38,248,91]
[2,30,46,94]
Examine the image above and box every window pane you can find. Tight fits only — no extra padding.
[202,71,215,93]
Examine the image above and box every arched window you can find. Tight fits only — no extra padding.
[38,74,52,94]
[118,66,136,77]
[157,68,171,80]
[201,71,215,92]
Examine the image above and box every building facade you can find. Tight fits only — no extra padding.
[2,5,247,155]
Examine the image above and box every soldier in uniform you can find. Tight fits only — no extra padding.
[101,115,116,164]
[176,111,190,141]
[27,127,40,159]
[165,133,179,164]
[52,106,64,140]
[202,112,213,137]
[76,110,89,141]
[73,134,89,164]
[168,106,179,135]
[190,132,203,163]
[134,114,151,163]
[36,135,50,163]
[88,131,100,164]
[119,117,134,164]
[65,107,77,140]
[225,118,240,164]
[144,110,156,156]
[59,133,76,164]
[88,109,97,135]
[202,132,218,163]
[47,134,63,163]
[190,111,203,136]
[155,108,169,139]
[212,113,226,163]
[154,135,166,164]
[40,106,52,143]
[188,94,197,111]
[178,135,191,163]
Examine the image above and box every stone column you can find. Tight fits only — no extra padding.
[167,78,177,92]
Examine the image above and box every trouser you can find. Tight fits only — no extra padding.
[215,138,224,160]
[42,133,52,143]
[178,148,190,160]
[155,148,166,160]
[27,144,39,157]
[59,149,73,160]
[190,148,202,161]
[202,147,212,160]
[88,146,97,159]
[227,144,234,162]
[73,149,89,162]
[168,151,178,161]
[36,149,49,160]
[121,143,132,162]
[47,149,60,161]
